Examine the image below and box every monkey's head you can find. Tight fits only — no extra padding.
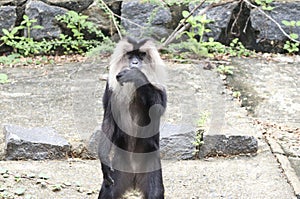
[108,37,166,91]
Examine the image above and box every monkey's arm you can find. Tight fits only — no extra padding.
[99,83,115,186]
[117,67,167,111]
[116,67,149,87]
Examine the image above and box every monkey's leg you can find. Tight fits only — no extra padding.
[99,170,132,199]
[137,170,164,199]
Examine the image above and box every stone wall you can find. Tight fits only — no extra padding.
[0,0,299,53]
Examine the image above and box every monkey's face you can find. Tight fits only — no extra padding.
[126,50,147,69]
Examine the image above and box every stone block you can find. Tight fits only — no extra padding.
[4,125,70,160]
[160,123,196,160]
[88,123,196,160]
[199,131,258,158]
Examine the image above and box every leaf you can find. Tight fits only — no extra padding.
[290,33,299,39]
[255,0,262,5]
[23,15,29,20]
[0,74,9,84]
[290,20,296,27]
[2,28,10,36]
[262,5,273,11]
[282,20,290,26]
[182,10,190,18]
[296,21,300,26]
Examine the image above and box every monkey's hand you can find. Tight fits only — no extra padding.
[116,67,149,87]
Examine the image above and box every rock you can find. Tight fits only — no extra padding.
[87,126,101,158]
[191,2,239,41]
[25,0,67,40]
[103,0,122,17]
[4,125,70,160]
[40,0,93,12]
[88,123,196,160]
[82,2,116,36]
[121,1,172,40]
[199,129,258,158]
[0,0,26,6]
[250,2,300,52]
[160,123,196,160]
[0,6,17,35]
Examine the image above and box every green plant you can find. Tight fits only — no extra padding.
[170,10,219,58]
[282,20,300,54]
[56,11,109,54]
[1,15,44,56]
[182,11,212,44]
[1,12,114,56]
[216,65,234,75]
[0,53,21,65]
[202,37,227,54]
[232,91,241,99]
[0,73,9,84]
[21,15,44,38]
[283,40,299,54]
[229,38,251,57]
[169,10,245,58]
[86,40,115,57]
[255,0,274,11]
[193,112,209,157]
[142,0,203,6]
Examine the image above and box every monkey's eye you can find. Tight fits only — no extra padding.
[138,52,146,58]
[127,51,146,60]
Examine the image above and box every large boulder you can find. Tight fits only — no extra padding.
[191,1,239,41]
[121,1,172,40]
[0,0,26,6]
[82,2,116,36]
[250,2,300,53]
[4,125,71,160]
[40,0,93,12]
[160,123,196,160]
[25,0,67,40]
[0,6,17,35]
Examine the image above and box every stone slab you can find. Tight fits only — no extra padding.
[199,134,258,158]
[88,123,196,160]
[160,123,196,160]
[4,124,70,160]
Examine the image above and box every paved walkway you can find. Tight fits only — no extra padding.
[0,56,299,198]
[0,143,296,198]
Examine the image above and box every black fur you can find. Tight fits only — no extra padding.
[98,42,166,199]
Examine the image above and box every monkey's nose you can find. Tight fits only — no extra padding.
[131,61,138,66]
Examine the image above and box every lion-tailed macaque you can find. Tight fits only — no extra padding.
[98,37,167,199]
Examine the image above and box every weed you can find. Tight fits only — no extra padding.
[282,20,300,54]
[216,65,234,75]
[232,91,241,99]
[0,53,21,65]
[0,12,114,56]
[255,0,274,11]
[193,112,210,157]
[229,38,252,57]
[168,10,252,59]
[0,73,9,84]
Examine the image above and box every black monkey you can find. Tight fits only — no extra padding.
[98,37,167,199]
